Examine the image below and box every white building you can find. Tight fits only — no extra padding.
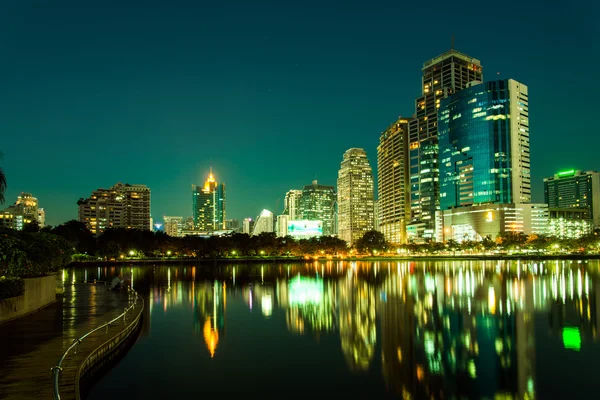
[276,214,289,237]
[253,209,274,236]
[164,216,183,237]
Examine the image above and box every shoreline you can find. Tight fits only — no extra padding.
[67,253,600,267]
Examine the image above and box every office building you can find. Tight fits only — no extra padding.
[544,170,600,227]
[37,208,46,228]
[242,218,254,235]
[253,209,274,235]
[276,214,289,237]
[193,169,226,232]
[435,203,548,242]
[164,216,183,237]
[408,49,483,240]
[337,148,375,246]
[439,79,531,209]
[299,180,336,236]
[378,117,411,244]
[78,183,151,235]
[0,192,40,230]
[225,219,240,233]
[283,190,303,220]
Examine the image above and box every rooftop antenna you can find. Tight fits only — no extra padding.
[451,35,455,50]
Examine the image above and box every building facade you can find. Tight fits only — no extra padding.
[253,209,274,236]
[337,148,375,246]
[276,214,289,237]
[193,170,226,232]
[435,203,548,242]
[548,208,592,239]
[544,170,600,227]
[78,183,151,235]
[242,218,254,235]
[409,49,483,240]
[439,79,531,210]
[225,219,241,233]
[378,117,411,244]
[164,216,183,237]
[0,192,40,230]
[299,180,336,236]
[283,190,303,221]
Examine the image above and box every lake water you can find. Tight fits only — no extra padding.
[72,260,600,399]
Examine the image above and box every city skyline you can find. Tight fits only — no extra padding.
[0,1,597,226]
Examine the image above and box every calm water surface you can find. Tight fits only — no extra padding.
[73,260,600,399]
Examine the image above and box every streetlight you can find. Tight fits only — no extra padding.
[129,250,135,256]
[260,250,265,256]
[167,250,172,256]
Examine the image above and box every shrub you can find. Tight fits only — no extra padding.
[0,276,24,299]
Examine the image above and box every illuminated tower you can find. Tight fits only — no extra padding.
[337,148,375,246]
[378,117,412,244]
[408,49,483,240]
[192,168,226,232]
[299,180,336,236]
[252,209,274,235]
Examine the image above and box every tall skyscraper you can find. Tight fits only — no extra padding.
[439,79,531,209]
[253,209,274,235]
[192,169,226,232]
[408,49,483,240]
[337,148,375,246]
[164,216,183,237]
[283,190,303,220]
[276,214,289,237]
[436,79,543,242]
[378,117,412,244]
[78,183,151,235]
[299,180,336,236]
[544,170,600,227]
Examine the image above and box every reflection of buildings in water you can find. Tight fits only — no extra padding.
[338,274,376,371]
[379,274,418,398]
[193,281,226,358]
[284,276,336,337]
[242,283,275,317]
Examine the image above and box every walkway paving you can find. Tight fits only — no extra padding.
[0,282,135,400]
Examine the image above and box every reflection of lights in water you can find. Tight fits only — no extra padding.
[203,318,219,358]
[131,267,134,289]
[168,268,171,291]
[233,267,236,286]
[585,273,589,296]
[488,286,496,314]
[72,270,75,284]
[261,266,264,283]
[468,359,477,378]
[288,276,323,305]
[62,269,66,284]
[563,327,581,351]
[97,267,101,280]
[84,269,87,282]
[578,269,582,297]
[249,288,252,311]
[262,295,272,316]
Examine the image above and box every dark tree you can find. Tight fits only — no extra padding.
[355,230,387,254]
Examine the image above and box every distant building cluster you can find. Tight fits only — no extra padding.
[6,46,599,245]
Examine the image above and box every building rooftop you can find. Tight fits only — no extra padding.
[423,49,481,69]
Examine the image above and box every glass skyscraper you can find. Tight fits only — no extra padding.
[408,49,483,240]
[438,79,531,210]
[193,169,226,232]
[299,180,336,236]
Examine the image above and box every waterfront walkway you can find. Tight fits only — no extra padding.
[0,283,136,400]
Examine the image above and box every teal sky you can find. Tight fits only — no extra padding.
[1,0,598,226]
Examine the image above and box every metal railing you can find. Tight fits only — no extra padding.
[51,282,141,400]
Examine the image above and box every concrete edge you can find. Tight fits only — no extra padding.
[73,296,144,400]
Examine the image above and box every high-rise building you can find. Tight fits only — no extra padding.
[547,208,592,239]
[164,216,183,237]
[192,169,226,232]
[78,183,151,235]
[283,190,303,220]
[276,214,289,237]
[337,148,375,246]
[299,180,336,236]
[242,218,254,235]
[225,219,241,232]
[544,170,600,227]
[378,117,411,244]
[0,192,40,230]
[408,49,483,240]
[253,209,274,235]
[439,79,531,209]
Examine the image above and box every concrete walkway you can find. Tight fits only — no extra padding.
[0,283,133,400]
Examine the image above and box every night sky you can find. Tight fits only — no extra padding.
[1,0,598,227]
